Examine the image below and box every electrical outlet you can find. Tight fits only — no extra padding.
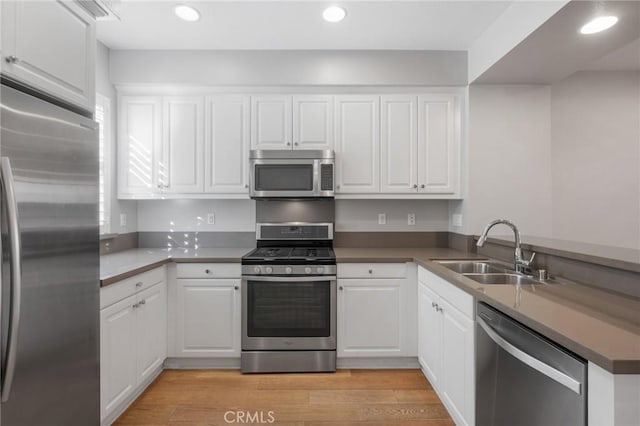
[119,213,127,227]
[452,214,463,227]
[207,213,215,225]
[378,213,387,225]
[408,213,416,226]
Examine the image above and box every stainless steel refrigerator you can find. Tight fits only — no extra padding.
[0,80,100,425]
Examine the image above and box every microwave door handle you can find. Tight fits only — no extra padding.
[313,160,320,195]
[0,157,22,403]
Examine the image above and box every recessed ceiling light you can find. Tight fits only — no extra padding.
[579,16,618,34]
[174,4,200,22]
[323,6,346,23]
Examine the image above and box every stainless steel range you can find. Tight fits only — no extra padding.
[241,221,337,373]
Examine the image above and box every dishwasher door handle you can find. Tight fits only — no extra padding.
[477,316,582,395]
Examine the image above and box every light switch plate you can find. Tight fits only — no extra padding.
[408,213,416,226]
[207,213,215,225]
[119,213,127,227]
[452,214,463,227]
[378,213,386,225]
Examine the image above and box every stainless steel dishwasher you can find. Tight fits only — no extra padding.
[476,302,587,426]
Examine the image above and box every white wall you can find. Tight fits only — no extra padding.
[96,41,137,234]
[450,85,554,237]
[109,50,467,86]
[137,199,450,233]
[468,0,568,82]
[550,71,640,249]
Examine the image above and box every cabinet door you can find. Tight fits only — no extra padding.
[176,279,241,357]
[335,96,380,193]
[293,95,334,150]
[418,281,442,387]
[204,95,250,193]
[118,96,162,197]
[440,298,474,426]
[381,95,418,193]
[418,94,460,194]
[100,295,137,421]
[338,279,404,357]
[135,281,167,386]
[161,96,204,193]
[251,95,292,149]
[1,0,95,110]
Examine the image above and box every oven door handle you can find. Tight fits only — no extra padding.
[242,275,336,282]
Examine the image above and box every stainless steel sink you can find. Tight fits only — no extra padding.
[463,273,541,285]
[435,260,508,274]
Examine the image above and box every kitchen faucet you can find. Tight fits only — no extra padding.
[477,219,535,274]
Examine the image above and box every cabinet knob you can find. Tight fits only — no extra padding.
[431,302,437,308]
[413,184,418,189]
[205,269,211,274]
[294,142,299,146]
[234,286,239,290]
[336,184,340,189]
[5,55,18,64]
[339,286,343,291]
[286,142,291,146]
[368,269,373,274]
[135,281,143,288]
[245,184,249,189]
[138,299,146,305]
[420,184,425,189]
[157,184,162,189]
[132,303,139,309]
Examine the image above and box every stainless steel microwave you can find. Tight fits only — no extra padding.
[249,150,335,198]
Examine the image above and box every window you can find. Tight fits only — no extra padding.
[96,93,112,234]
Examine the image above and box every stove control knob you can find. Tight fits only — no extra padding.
[265,267,273,274]
[316,267,324,274]
[305,267,312,274]
[253,266,261,274]
[285,267,292,274]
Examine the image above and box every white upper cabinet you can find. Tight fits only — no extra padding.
[1,0,95,111]
[161,96,204,193]
[293,95,334,150]
[252,95,334,151]
[335,95,380,193]
[205,95,250,194]
[380,95,418,193]
[251,95,292,150]
[118,96,162,197]
[418,94,461,195]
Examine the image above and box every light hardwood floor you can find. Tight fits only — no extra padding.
[115,369,453,426]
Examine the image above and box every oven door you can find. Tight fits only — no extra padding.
[242,275,337,350]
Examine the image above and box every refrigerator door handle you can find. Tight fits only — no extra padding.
[0,157,22,403]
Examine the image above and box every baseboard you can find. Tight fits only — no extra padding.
[337,357,420,369]
[101,366,163,426]
[164,357,241,369]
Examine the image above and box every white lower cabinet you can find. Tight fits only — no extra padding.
[337,263,416,358]
[100,267,167,423]
[418,266,474,426]
[174,264,241,357]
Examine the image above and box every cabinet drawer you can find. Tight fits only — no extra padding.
[101,266,166,309]
[338,263,407,279]
[418,266,473,319]
[176,263,241,279]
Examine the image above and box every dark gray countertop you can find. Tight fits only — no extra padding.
[101,246,640,374]
[336,247,640,374]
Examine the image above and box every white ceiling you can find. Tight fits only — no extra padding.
[97,1,512,50]
[584,37,640,71]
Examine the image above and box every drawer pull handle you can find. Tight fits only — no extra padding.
[234,286,239,290]
[339,286,344,290]
[135,281,143,287]
[368,269,373,274]
[132,303,139,309]
[205,269,211,274]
